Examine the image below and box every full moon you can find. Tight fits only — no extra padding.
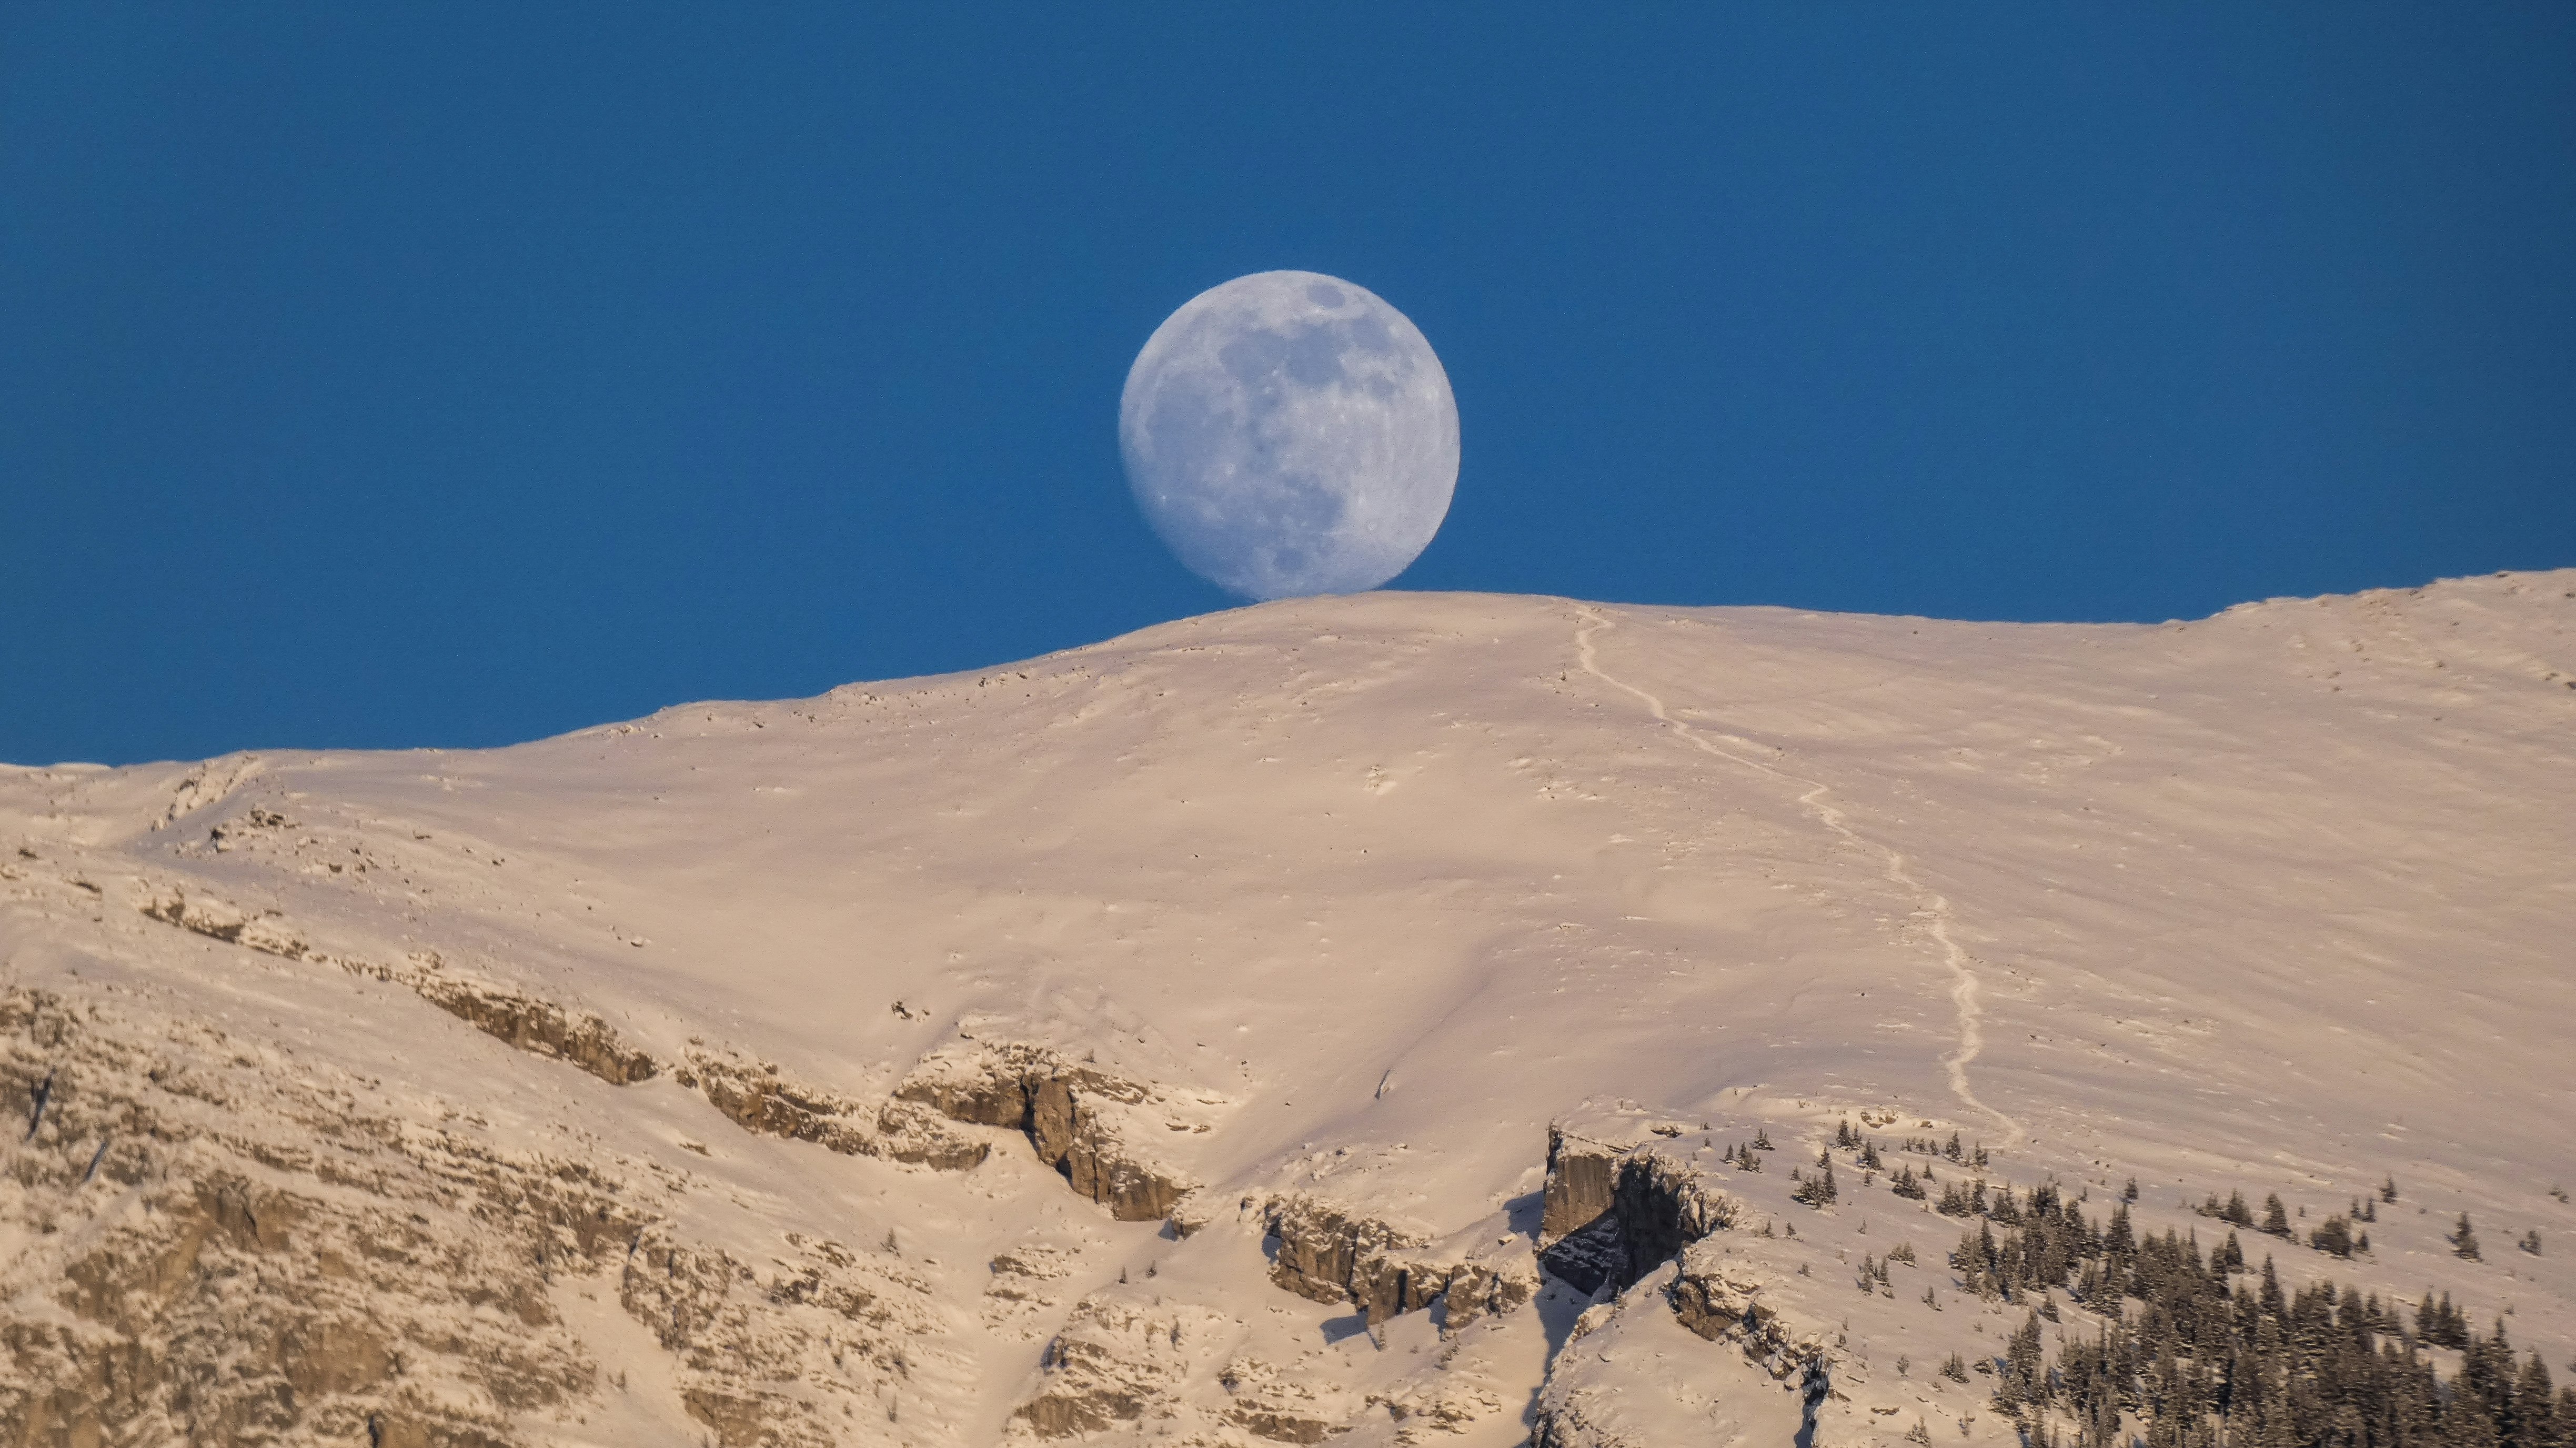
[1120,270,1459,600]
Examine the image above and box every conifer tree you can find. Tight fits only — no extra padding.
[2309,1214,2354,1258]
[1794,1157,1839,1207]
[2003,1309,2047,1409]
[2261,1193,2291,1238]
[2452,1212,2483,1261]
[2508,1354,2557,1448]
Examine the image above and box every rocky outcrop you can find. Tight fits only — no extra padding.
[1220,1356,1346,1444]
[136,886,658,1089]
[1538,1118,1738,1293]
[1540,1122,1625,1247]
[615,1226,936,1448]
[1015,1294,1229,1437]
[1537,1212,1628,1297]
[139,886,307,960]
[132,879,1011,1172]
[980,1238,1076,1333]
[896,1043,1195,1220]
[0,982,955,1448]
[1667,1240,1830,1377]
[1612,1148,1738,1275]
[1,989,592,1446]
[1531,1253,1827,1448]
[1261,1194,1537,1330]
[409,976,658,1086]
[678,1048,989,1168]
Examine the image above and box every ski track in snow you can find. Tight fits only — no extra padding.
[1572,604,2023,1145]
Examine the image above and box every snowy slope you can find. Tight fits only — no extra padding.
[4,570,2571,1446]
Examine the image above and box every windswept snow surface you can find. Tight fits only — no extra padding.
[4,571,2573,1445]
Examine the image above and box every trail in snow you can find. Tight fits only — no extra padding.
[1572,605,2022,1145]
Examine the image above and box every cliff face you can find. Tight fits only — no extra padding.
[1261,1194,1537,1330]
[1538,1124,1622,1249]
[895,1042,1198,1222]
[5,574,2573,1444]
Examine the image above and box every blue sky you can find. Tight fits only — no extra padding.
[5,7,2572,766]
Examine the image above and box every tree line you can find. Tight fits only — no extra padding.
[1804,1122,2565,1448]
[1943,1188,2569,1448]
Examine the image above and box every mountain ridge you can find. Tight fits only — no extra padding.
[6,570,2571,1445]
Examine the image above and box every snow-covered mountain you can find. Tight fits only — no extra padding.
[6,571,2572,1447]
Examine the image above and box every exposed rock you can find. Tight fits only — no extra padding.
[679,1049,877,1153]
[1262,1194,1536,1329]
[1532,1260,1822,1448]
[0,980,954,1448]
[1015,1294,1227,1437]
[359,1411,514,1448]
[897,1042,1194,1221]
[138,886,306,960]
[137,887,653,1089]
[1667,1239,1829,1377]
[1611,1146,1738,1279]
[138,881,997,1174]
[875,1094,996,1170]
[1222,1356,1346,1444]
[680,1048,989,1168]
[152,754,267,831]
[1,987,589,1446]
[681,1388,772,1448]
[1538,1117,1737,1293]
[1368,1375,1510,1439]
[408,975,657,1086]
[981,1238,1076,1332]
[1526,1112,1870,1448]
[1539,1122,1625,1248]
[1537,1212,1626,1297]
[1233,1407,1336,1444]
